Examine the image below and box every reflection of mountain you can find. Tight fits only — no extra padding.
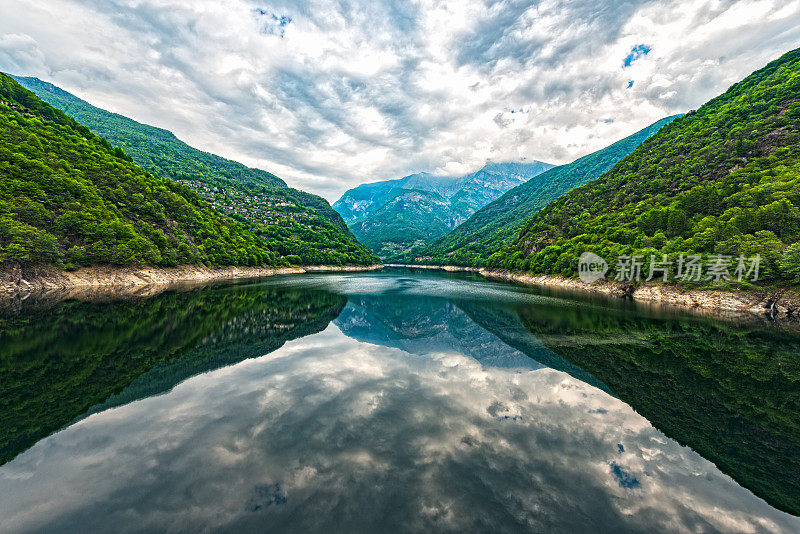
[5,329,798,533]
[335,295,543,370]
[0,284,346,465]
[457,302,613,394]
[514,300,800,516]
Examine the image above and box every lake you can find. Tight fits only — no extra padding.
[0,269,798,533]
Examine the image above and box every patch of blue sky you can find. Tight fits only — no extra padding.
[611,462,640,488]
[623,44,651,67]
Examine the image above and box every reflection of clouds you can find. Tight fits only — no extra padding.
[335,296,545,370]
[1,327,797,533]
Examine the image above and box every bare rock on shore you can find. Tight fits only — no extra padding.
[0,264,382,303]
[385,264,799,320]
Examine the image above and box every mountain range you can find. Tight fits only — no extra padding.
[333,160,553,258]
[3,46,799,286]
[10,75,375,266]
[0,73,276,267]
[404,116,679,266]
[491,46,800,284]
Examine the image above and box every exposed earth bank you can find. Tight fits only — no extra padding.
[0,264,382,301]
[385,264,800,320]
[3,262,798,321]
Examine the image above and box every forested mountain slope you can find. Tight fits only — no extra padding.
[491,47,800,284]
[12,76,375,266]
[11,76,286,190]
[407,116,678,266]
[0,74,275,268]
[334,161,553,258]
[349,187,453,256]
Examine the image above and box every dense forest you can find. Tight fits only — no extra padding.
[11,76,287,191]
[352,188,454,256]
[13,76,376,266]
[0,74,278,268]
[490,47,800,285]
[203,182,376,265]
[405,117,677,266]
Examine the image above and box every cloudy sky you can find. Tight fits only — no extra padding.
[2,0,800,201]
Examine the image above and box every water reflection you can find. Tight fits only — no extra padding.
[0,271,798,532]
[335,295,544,370]
[0,283,346,464]
[505,297,800,516]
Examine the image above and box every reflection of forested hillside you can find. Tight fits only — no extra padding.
[514,301,800,515]
[456,302,611,393]
[0,284,346,465]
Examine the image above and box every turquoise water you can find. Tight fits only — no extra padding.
[0,270,798,532]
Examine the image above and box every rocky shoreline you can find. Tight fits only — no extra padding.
[3,262,798,320]
[0,263,382,302]
[385,264,799,320]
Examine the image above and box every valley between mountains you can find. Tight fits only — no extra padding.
[2,47,800,305]
[332,47,800,295]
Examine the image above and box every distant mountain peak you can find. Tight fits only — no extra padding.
[333,159,554,257]
[405,115,679,267]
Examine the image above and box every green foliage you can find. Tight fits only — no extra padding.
[0,74,277,267]
[491,47,800,284]
[401,117,678,266]
[780,242,800,283]
[11,76,285,190]
[216,184,377,265]
[12,75,376,266]
[352,189,453,257]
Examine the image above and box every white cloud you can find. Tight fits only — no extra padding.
[0,33,47,74]
[1,0,799,200]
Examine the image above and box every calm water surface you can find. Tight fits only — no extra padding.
[0,270,798,533]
